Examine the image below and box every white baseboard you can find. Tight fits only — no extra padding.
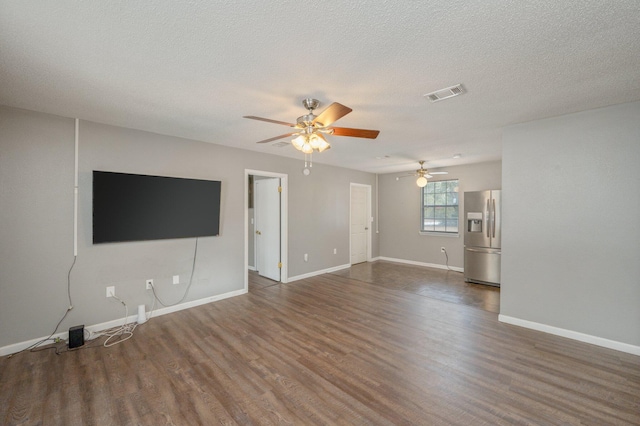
[498,314,640,356]
[0,288,247,357]
[247,265,256,271]
[145,288,247,319]
[377,256,464,272]
[286,257,462,284]
[287,263,351,283]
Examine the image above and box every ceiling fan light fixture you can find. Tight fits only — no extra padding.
[416,176,428,187]
[301,142,314,154]
[308,133,323,149]
[317,140,331,152]
[292,132,331,153]
[292,134,305,150]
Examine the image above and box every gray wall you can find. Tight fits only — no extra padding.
[378,161,502,268]
[501,101,640,346]
[1,107,75,347]
[0,106,378,348]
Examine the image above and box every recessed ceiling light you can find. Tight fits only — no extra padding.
[424,84,465,103]
[453,153,462,158]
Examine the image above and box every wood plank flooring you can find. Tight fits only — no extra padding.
[329,261,501,313]
[2,261,639,425]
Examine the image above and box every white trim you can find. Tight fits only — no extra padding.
[287,263,351,283]
[499,314,640,356]
[375,173,379,234]
[419,231,460,238]
[245,169,289,287]
[0,288,246,356]
[377,256,464,272]
[247,265,256,272]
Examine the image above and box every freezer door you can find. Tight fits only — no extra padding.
[464,247,501,286]
[464,190,491,248]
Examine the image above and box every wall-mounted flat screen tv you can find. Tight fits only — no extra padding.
[93,171,221,244]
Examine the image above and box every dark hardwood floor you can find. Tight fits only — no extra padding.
[2,261,639,425]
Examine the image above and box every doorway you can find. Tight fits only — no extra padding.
[350,183,371,265]
[245,170,288,291]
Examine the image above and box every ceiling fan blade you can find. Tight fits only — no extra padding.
[312,103,352,127]
[243,116,296,127]
[396,174,417,180]
[255,133,298,144]
[429,171,448,175]
[331,127,380,139]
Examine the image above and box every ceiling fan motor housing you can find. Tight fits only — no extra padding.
[302,98,320,112]
[297,114,317,127]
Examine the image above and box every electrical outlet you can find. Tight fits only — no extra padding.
[106,286,115,297]
[146,279,153,290]
[441,247,446,253]
[172,275,180,285]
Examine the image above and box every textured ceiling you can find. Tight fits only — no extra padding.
[1,1,639,173]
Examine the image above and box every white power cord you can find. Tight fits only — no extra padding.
[146,287,157,322]
[149,237,199,307]
[443,248,462,273]
[90,291,137,347]
[7,255,77,358]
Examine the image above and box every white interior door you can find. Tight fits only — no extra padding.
[350,184,370,265]
[255,178,281,281]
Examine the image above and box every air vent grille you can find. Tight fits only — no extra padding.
[272,141,290,148]
[424,84,466,103]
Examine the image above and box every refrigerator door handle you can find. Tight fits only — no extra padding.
[492,198,496,238]
[486,199,490,238]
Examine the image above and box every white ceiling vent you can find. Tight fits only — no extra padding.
[424,84,465,103]
[272,141,290,148]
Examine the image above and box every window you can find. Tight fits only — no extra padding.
[421,179,459,234]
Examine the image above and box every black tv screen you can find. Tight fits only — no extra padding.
[93,171,221,244]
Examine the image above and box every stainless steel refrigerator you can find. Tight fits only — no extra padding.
[464,190,501,286]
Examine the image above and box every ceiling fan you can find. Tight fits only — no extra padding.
[243,98,380,154]
[396,161,448,187]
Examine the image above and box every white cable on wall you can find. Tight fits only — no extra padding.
[74,118,79,257]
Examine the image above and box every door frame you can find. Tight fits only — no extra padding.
[245,169,288,291]
[349,183,372,264]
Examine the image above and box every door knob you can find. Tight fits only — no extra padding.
[256,230,261,235]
